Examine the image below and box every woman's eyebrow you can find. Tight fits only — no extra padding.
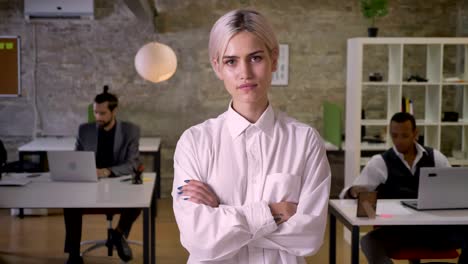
[248,50,265,56]
[222,55,238,59]
[222,50,265,59]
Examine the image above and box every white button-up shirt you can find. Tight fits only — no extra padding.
[340,143,451,198]
[172,104,331,264]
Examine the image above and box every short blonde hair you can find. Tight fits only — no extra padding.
[208,9,278,70]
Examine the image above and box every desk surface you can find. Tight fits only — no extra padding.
[325,141,340,151]
[18,136,161,152]
[0,173,156,209]
[329,199,468,226]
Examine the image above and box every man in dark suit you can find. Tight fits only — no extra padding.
[64,86,141,264]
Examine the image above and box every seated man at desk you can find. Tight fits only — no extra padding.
[64,86,141,264]
[341,112,468,264]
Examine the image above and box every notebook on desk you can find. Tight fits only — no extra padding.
[401,167,468,210]
[0,177,31,186]
[47,151,98,182]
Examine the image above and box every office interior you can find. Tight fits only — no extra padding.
[1,0,468,263]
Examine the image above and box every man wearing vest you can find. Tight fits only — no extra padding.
[341,112,468,264]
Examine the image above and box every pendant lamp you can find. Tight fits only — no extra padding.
[134,42,177,83]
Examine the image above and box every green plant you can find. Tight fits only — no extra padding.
[360,0,388,27]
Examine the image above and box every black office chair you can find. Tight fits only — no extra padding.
[0,139,6,180]
[80,209,142,257]
[389,246,459,264]
[1,139,49,218]
[0,139,41,174]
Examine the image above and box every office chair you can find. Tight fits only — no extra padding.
[368,224,459,264]
[389,247,459,264]
[80,209,142,257]
[0,139,6,180]
[0,139,41,173]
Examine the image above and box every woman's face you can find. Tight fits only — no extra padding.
[214,31,277,108]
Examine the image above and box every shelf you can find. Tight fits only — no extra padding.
[361,119,442,126]
[416,120,439,126]
[447,158,468,166]
[361,119,388,126]
[360,142,387,151]
[355,37,468,45]
[346,37,468,187]
[401,82,440,86]
[361,81,468,86]
[441,121,468,126]
[442,82,468,85]
[362,82,399,86]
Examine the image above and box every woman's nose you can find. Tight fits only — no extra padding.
[238,61,253,79]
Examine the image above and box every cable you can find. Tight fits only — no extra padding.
[31,23,42,139]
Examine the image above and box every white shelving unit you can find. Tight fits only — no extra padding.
[345,38,468,187]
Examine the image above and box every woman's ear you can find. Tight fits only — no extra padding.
[212,59,224,80]
[271,47,279,72]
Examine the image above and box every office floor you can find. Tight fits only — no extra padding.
[0,199,458,264]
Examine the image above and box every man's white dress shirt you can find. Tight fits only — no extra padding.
[173,104,331,264]
[340,143,450,198]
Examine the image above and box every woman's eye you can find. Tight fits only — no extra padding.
[224,59,235,65]
[251,56,262,62]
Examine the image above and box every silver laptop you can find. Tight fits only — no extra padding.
[47,151,98,182]
[401,167,468,210]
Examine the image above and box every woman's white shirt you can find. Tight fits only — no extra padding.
[173,104,331,264]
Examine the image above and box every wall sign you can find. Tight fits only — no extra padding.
[0,36,21,97]
[271,44,289,86]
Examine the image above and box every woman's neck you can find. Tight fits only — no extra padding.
[232,100,269,123]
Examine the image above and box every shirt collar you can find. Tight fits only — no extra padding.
[392,142,427,159]
[226,102,275,139]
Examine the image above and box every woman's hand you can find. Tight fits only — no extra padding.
[269,201,297,225]
[178,180,220,207]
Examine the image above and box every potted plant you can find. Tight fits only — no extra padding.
[360,0,388,37]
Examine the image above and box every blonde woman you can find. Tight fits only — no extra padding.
[173,9,331,264]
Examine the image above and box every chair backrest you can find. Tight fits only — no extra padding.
[390,247,459,263]
[323,101,342,149]
[88,103,95,123]
[0,139,6,166]
[0,139,6,179]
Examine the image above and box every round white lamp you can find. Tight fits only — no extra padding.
[134,42,177,83]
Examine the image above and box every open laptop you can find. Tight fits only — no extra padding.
[401,167,468,210]
[47,151,98,182]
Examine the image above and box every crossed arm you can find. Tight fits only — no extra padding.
[178,180,297,225]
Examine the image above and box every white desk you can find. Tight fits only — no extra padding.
[328,199,468,264]
[18,136,162,198]
[18,137,76,152]
[18,137,161,152]
[0,173,157,264]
